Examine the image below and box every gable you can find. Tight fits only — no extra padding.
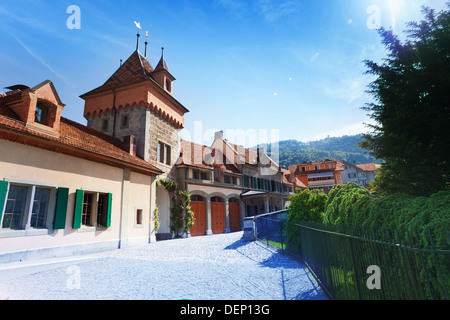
[32,80,65,108]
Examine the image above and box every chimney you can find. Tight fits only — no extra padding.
[124,135,137,156]
[258,146,265,155]
[214,130,224,141]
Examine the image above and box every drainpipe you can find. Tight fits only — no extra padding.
[112,89,117,138]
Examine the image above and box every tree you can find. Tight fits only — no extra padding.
[360,6,450,196]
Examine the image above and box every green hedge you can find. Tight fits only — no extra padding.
[286,184,450,299]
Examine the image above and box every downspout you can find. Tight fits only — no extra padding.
[112,89,117,138]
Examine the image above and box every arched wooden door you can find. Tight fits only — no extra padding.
[211,196,225,234]
[229,198,241,232]
[190,195,206,237]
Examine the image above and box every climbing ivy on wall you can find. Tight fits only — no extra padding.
[156,179,194,238]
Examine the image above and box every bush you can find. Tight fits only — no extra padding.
[285,189,327,253]
[323,183,375,225]
[287,189,328,224]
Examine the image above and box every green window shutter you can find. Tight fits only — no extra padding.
[53,188,69,230]
[106,193,112,228]
[73,189,84,229]
[244,175,248,188]
[0,181,9,223]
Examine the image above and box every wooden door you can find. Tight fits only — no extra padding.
[190,200,206,237]
[211,197,225,234]
[229,203,241,232]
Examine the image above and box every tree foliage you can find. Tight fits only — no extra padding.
[360,6,450,196]
[323,183,375,225]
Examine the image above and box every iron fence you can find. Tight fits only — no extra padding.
[254,213,450,300]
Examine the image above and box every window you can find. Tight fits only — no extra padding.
[97,194,110,227]
[73,190,112,229]
[348,173,357,179]
[193,169,211,181]
[35,105,48,125]
[1,183,58,232]
[165,79,171,92]
[31,188,50,228]
[158,142,171,165]
[136,209,143,226]
[315,165,321,171]
[101,119,109,132]
[82,193,94,227]
[192,195,205,202]
[121,115,129,128]
[224,175,237,185]
[211,197,223,203]
[81,193,110,228]
[2,186,27,229]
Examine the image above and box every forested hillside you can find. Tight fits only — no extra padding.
[263,135,379,168]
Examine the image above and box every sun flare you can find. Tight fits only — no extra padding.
[387,0,404,29]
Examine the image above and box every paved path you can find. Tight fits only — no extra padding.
[0,232,327,300]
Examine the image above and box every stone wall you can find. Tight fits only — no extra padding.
[86,103,180,180]
[147,110,180,180]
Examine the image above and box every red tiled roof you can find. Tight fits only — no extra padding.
[80,51,152,98]
[80,50,189,116]
[178,139,240,175]
[0,104,162,176]
[357,163,381,172]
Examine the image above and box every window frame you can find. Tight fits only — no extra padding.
[134,208,144,228]
[75,190,112,231]
[35,104,48,125]
[0,181,58,238]
[158,141,172,166]
[192,169,211,182]
[121,115,129,129]
[101,119,109,132]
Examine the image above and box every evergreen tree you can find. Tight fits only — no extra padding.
[360,6,450,196]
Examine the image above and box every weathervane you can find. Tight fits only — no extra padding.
[134,21,141,51]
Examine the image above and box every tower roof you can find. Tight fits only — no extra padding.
[80,50,153,98]
[152,47,176,81]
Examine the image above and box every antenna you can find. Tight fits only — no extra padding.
[134,21,142,51]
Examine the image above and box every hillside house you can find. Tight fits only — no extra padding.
[288,160,345,193]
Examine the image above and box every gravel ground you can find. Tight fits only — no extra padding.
[0,232,327,300]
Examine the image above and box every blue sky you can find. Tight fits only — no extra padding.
[0,0,447,147]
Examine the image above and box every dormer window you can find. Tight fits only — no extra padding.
[35,104,48,125]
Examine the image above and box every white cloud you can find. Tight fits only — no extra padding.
[311,121,376,141]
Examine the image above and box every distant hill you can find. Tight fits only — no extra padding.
[259,135,380,168]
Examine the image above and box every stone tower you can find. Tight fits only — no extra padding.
[80,49,189,179]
